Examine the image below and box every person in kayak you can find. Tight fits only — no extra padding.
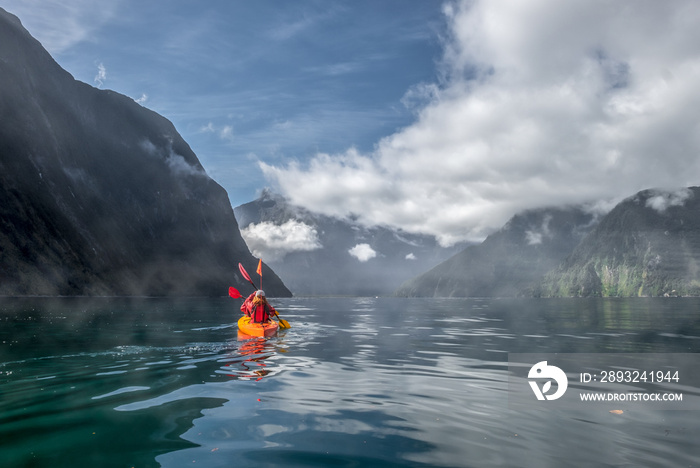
[240,290,277,323]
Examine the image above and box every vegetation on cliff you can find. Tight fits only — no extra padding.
[537,188,700,297]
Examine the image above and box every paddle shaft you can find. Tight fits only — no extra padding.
[238,263,289,328]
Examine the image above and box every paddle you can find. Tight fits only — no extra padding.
[238,262,257,290]
[238,263,290,329]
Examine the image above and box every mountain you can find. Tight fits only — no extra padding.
[537,187,700,297]
[394,206,597,297]
[234,191,469,296]
[0,8,290,297]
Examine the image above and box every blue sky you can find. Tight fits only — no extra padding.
[2,0,444,205]
[4,1,700,248]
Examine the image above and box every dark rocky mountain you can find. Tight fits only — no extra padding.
[0,8,290,297]
[537,187,700,297]
[234,191,469,296]
[394,206,597,297]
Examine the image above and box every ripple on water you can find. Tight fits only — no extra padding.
[3,297,700,467]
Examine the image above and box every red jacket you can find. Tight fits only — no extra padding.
[240,293,276,323]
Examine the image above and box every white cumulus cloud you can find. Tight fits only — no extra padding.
[348,243,377,262]
[261,0,700,246]
[241,220,322,261]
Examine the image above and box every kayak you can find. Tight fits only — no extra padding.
[237,315,279,337]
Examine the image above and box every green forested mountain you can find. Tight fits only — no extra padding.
[537,187,700,297]
[394,207,596,297]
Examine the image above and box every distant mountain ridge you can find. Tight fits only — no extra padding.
[234,191,469,296]
[394,206,598,297]
[538,187,700,297]
[0,8,290,297]
[395,186,700,298]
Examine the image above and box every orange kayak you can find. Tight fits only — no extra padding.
[237,316,279,337]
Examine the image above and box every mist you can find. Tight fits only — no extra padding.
[234,192,469,296]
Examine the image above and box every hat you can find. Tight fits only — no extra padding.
[255,290,265,297]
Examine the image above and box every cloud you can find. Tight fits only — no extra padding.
[139,139,158,154]
[405,253,417,260]
[135,93,148,104]
[645,188,694,213]
[220,125,234,141]
[200,122,216,133]
[140,138,206,178]
[199,122,235,142]
[348,243,377,262]
[400,82,440,113]
[261,0,700,246]
[525,214,553,245]
[241,220,322,261]
[165,152,207,178]
[268,8,339,41]
[94,62,106,87]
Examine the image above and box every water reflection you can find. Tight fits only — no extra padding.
[217,337,280,380]
[1,297,700,467]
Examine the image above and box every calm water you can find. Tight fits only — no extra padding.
[1,296,699,467]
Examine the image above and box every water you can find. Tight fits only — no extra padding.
[1,296,699,467]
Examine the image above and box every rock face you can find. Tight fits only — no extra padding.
[537,187,700,297]
[234,191,468,296]
[0,8,291,297]
[394,207,597,297]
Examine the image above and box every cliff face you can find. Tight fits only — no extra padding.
[538,187,700,297]
[394,207,597,297]
[0,8,291,297]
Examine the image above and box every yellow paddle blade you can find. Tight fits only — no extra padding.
[274,311,290,329]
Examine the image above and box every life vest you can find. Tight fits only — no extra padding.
[250,302,271,323]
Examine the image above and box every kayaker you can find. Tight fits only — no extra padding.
[240,290,277,323]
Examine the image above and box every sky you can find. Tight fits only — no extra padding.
[4,0,700,247]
